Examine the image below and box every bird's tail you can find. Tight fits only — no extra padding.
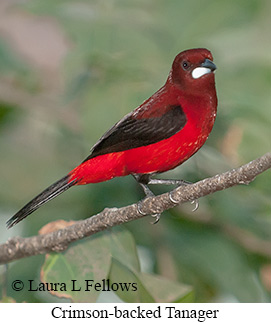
[7,175,78,229]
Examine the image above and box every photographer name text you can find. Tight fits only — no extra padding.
[27,279,137,292]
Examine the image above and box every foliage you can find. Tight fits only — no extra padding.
[40,226,192,302]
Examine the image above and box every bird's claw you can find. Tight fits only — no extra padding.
[169,191,199,212]
[169,191,179,204]
[137,201,146,216]
[137,200,161,224]
[191,199,199,212]
[150,213,161,224]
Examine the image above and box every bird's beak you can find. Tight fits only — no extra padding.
[192,58,217,79]
[201,59,217,72]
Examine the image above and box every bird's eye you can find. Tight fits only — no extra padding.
[182,61,190,70]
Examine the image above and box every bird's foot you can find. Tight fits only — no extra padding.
[134,174,199,223]
[149,177,199,211]
[134,174,161,224]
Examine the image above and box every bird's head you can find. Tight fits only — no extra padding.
[169,48,217,93]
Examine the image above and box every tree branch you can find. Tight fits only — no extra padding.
[0,152,270,265]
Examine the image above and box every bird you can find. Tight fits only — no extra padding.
[7,48,217,228]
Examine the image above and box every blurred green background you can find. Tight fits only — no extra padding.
[0,0,271,302]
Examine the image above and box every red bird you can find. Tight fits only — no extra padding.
[7,48,217,228]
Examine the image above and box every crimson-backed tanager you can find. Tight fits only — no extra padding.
[7,48,217,228]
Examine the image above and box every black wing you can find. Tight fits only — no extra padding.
[84,104,186,161]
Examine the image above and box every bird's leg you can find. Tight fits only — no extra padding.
[134,174,199,223]
[147,177,199,211]
[133,174,161,224]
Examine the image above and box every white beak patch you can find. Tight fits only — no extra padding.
[192,67,212,79]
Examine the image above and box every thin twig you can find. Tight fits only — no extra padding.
[0,152,270,265]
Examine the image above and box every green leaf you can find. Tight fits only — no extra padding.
[109,259,155,302]
[108,227,193,302]
[109,259,193,303]
[109,227,141,272]
[138,272,194,303]
[41,232,112,302]
[40,227,144,302]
